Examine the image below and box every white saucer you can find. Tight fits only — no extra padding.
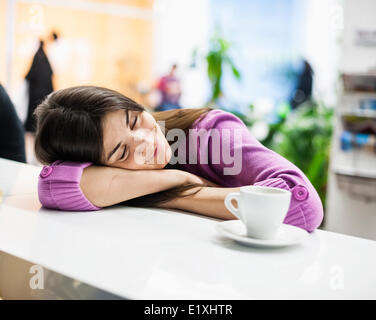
[215,220,308,248]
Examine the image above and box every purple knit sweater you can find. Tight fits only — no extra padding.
[38,109,324,232]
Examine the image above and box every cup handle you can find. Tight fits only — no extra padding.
[224,192,242,220]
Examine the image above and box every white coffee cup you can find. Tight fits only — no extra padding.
[224,186,291,240]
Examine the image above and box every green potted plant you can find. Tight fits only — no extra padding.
[267,100,334,208]
[191,33,241,105]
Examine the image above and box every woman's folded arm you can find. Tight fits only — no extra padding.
[38,161,220,211]
[81,166,193,208]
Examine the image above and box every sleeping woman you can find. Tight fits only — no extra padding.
[34,86,323,232]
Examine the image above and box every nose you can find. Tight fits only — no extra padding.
[132,127,156,161]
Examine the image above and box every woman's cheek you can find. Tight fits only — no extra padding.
[165,145,172,164]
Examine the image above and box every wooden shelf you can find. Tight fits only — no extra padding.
[333,165,376,179]
[343,91,376,97]
[342,73,376,93]
[341,109,376,118]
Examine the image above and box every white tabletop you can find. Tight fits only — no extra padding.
[1,157,376,299]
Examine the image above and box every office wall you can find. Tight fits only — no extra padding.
[0,1,7,84]
[302,0,343,106]
[88,0,153,8]
[2,0,153,103]
[342,0,376,72]
[152,0,210,108]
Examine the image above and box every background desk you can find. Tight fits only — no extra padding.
[0,158,376,299]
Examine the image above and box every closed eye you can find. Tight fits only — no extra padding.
[131,115,138,130]
[118,111,140,162]
[119,145,128,161]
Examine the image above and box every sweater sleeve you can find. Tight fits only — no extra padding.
[192,109,324,232]
[38,161,101,211]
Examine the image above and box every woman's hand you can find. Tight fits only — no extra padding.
[155,171,223,212]
[156,184,240,220]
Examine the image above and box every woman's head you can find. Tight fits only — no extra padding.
[34,86,172,170]
[34,85,214,207]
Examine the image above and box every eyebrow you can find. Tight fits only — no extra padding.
[106,110,131,161]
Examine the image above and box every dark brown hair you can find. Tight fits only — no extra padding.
[34,85,213,208]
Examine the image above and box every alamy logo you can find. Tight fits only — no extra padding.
[135,121,243,175]
[29,264,44,290]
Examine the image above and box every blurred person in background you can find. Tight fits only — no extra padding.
[155,64,182,112]
[24,31,58,164]
[0,84,26,163]
[24,35,57,133]
[289,59,314,110]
